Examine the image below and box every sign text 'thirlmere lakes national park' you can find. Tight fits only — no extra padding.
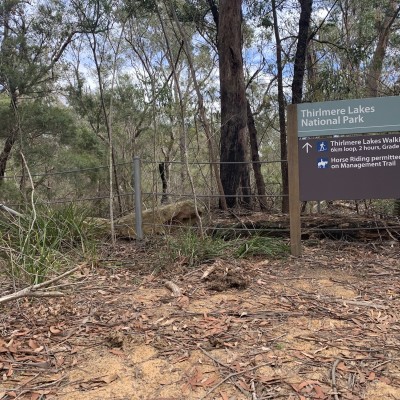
[300,104,375,128]
[297,96,400,137]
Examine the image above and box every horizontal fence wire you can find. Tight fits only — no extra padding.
[1,161,133,179]
[140,222,400,233]
[1,159,287,180]
[1,158,399,239]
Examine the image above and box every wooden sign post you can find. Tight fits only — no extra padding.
[287,104,301,257]
[286,96,400,257]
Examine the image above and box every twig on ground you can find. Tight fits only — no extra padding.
[199,347,230,369]
[199,363,270,400]
[201,264,217,280]
[331,358,341,400]
[164,280,182,296]
[304,294,388,309]
[251,380,258,400]
[0,203,24,218]
[0,264,85,305]
[199,346,256,398]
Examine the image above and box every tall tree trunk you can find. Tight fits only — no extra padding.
[366,1,400,97]
[247,100,268,210]
[365,0,400,216]
[292,0,313,213]
[0,131,17,183]
[273,0,312,213]
[218,0,249,208]
[292,0,313,104]
[158,162,170,204]
[0,91,19,184]
[208,0,264,210]
[272,0,288,213]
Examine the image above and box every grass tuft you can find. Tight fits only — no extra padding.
[235,236,289,259]
[166,229,233,267]
[0,204,97,284]
[164,230,289,268]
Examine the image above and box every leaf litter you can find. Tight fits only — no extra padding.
[0,238,399,399]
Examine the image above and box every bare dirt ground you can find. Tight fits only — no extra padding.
[1,237,400,400]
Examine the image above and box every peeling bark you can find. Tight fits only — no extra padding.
[218,0,249,208]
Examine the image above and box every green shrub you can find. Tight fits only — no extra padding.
[165,230,289,268]
[235,236,289,259]
[166,229,233,267]
[0,204,97,284]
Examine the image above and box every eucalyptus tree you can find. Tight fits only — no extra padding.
[122,1,225,206]
[215,0,250,208]
[123,2,186,201]
[305,0,400,101]
[365,0,400,96]
[195,0,268,209]
[0,0,80,184]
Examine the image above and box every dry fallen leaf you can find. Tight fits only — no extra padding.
[219,391,229,400]
[11,329,30,337]
[28,339,40,351]
[109,348,125,357]
[238,379,251,391]
[102,373,119,384]
[292,380,321,392]
[368,371,376,381]
[49,326,63,335]
[6,365,14,377]
[55,355,65,367]
[201,376,218,388]
[336,361,348,371]
[313,384,325,399]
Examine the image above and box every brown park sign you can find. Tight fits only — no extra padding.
[299,133,400,201]
[287,97,400,256]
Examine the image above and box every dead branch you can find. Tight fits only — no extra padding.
[304,294,388,309]
[0,203,24,218]
[201,264,217,280]
[251,380,258,400]
[0,264,85,305]
[339,299,388,309]
[199,346,230,369]
[199,362,271,400]
[164,280,182,296]
[331,358,341,400]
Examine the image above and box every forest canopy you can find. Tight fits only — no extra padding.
[1,0,399,213]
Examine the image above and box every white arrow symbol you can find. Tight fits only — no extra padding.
[302,142,312,153]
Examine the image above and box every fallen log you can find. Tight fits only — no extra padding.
[210,214,400,241]
[88,200,204,238]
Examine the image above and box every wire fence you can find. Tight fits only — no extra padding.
[1,158,399,240]
[1,158,286,215]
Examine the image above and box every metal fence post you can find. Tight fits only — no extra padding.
[133,156,144,240]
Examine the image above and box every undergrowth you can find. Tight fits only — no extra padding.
[235,236,289,258]
[166,229,232,267]
[166,229,289,267]
[0,204,98,284]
